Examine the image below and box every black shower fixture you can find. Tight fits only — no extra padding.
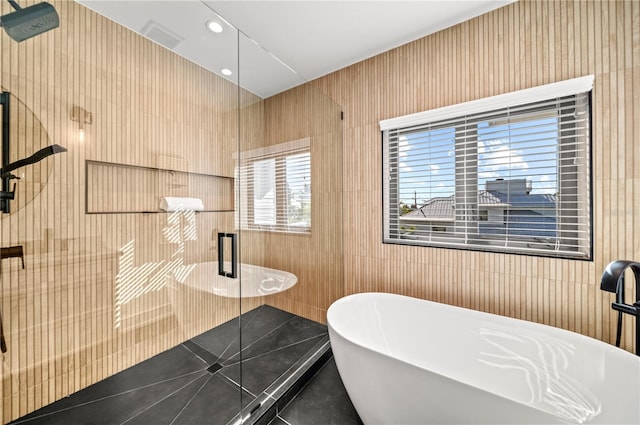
[0,144,67,178]
[0,0,59,42]
[0,144,67,212]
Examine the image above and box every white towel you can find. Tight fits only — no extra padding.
[159,197,205,212]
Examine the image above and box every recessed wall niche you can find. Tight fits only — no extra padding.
[85,160,235,214]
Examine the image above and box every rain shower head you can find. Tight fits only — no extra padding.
[0,0,59,42]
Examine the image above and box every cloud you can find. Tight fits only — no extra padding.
[479,170,500,179]
[399,135,410,158]
[398,136,413,171]
[478,139,530,172]
[532,174,557,194]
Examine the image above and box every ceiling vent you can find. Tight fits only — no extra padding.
[140,20,183,50]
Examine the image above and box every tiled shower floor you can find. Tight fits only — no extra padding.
[269,357,363,425]
[10,305,329,425]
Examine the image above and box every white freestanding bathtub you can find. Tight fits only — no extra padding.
[327,292,640,425]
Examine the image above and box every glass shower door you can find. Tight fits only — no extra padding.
[233,29,344,424]
[0,1,244,423]
[0,1,344,423]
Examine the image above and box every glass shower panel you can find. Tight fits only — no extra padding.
[0,1,242,423]
[235,31,344,423]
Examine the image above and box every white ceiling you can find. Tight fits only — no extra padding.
[76,0,514,98]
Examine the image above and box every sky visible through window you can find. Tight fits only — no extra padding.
[398,127,455,205]
[398,116,559,206]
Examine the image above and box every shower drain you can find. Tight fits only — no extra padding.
[206,362,223,374]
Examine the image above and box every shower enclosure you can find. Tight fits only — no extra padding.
[0,1,343,423]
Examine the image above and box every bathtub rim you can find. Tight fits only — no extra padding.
[327,292,638,360]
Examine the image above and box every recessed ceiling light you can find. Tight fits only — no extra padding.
[206,20,223,33]
[221,68,232,76]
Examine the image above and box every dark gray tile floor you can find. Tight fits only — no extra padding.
[271,357,363,425]
[11,305,327,425]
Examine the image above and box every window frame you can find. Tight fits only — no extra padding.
[381,76,594,260]
[237,138,311,234]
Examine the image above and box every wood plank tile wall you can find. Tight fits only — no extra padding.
[0,1,261,422]
[257,85,343,323]
[300,0,639,354]
[1,0,638,421]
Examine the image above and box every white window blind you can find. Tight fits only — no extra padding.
[237,138,311,233]
[382,77,592,259]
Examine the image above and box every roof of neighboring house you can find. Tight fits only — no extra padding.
[401,191,557,221]
[479,210,557,238]
[402,196,455,220]
[478,191,557,209]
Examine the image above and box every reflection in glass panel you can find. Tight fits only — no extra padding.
[1,0,243,422]
[285,152,311,227]
[253,158,277,225]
